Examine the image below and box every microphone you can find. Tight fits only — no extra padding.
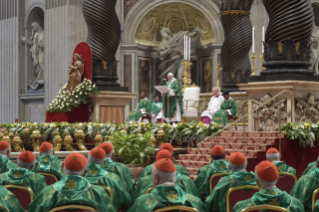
[158,78,167,85]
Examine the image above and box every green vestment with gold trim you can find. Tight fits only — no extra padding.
[0,168,46,197]
[85,163,133,211]
[139,163,189,180]
[213,99,237,126]
[134,171,199,201]
[232,187,305,212]
[163,79,183,118]
[290,168,319,211]
[194,160,230,200]
[103,158,135,197]
[0,186,25,212]
[152,102,163,115]
[127,98,152,121]
[205,171,256,212]
[302,161,316,177]
[128,184,206,212]
[273,161,296,177]
[34,154,64,180]
[28,175,116,212]
[313,200,319,212]
[0,155,17,174]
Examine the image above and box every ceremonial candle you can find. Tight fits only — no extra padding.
[189,37,191,61]
[184,35,186,60]
[185,36,188,61]
[252,27,255,53]
[262,26,265,53]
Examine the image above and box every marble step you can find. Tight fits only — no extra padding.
[197,142,270,151]
[219,131,281,138]
[203,137,276,145]
[187,148,259,158]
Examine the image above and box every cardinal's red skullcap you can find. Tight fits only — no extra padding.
[229,152,246,165]
[212,145,225,156]
[90,147,106,159]
[64,152,87,171]
[160,143,174,153]
[39,142,53,153]
[156,150,172,161]
[266,148,279,154]
[155,158,176,173]
[100,142,113,154]
[18,151,35,163]
[0,141,10,150]
[256,161,278,182]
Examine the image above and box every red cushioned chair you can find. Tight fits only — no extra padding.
[154,206,199,212]
[241,205,289,212]
[312,188,319,209]
[49,205,97,212]
[142,116,151,123]
[5,185,34,211]
[227,116,238,130]
[37,172,58,185]
[210,172,232,193]
[276,172,297,194]
[226,185,260,212]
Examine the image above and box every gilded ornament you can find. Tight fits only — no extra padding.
[94,131,103,147]
[2,131,10,142]
[0,130,4,140]
[120,128,127,134]
[150,135,157,144]
[30,127,42,151]
[64,132,75,151]
[156,128,165,146]
[8,130,14,142]
[74,127,87,151]
[12,133,24,152]
[53,132,63,151]
[137,131,143,137]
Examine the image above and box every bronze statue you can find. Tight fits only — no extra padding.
[67,54,84,92]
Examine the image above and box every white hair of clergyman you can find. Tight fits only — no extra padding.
[229,161,247,172]
[255,168,278,188]
[0,144,11,155]
[152,164,176,182]
[168,73,174,77]
[63,165,87,176]
[87,154,106,166]
[212,87,219,92]
[266,153,280,161]
[41,147,54,155]
[17,158,36,170]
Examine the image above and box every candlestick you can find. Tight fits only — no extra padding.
[252,27,255,53]
[251,53,257,76]
[262,26,265,53]
[260,53,265,71]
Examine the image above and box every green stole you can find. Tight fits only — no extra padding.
[163,79,183,118]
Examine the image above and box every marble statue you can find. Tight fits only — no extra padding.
[22,22,45,89]
[157,28,201,85]
[67,54,84,92]
[310,24,319,75]
[295,93,319,123]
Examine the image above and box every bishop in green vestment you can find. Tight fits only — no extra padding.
[290,167,319,211]
[29,152,116,212]
[302,161,316,176]
[139,162,189,180]
[213,92,237,126]
[194,145,230,200]
[163,73,183,123]
[0,141,17,174]
[266,148,296,177]
[0,186,26,212]
[127,92,152,122]
[152,94,163,122]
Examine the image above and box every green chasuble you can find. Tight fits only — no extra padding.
[313,200,319,212]
[232,187,305,212]
[127,98,152,121]
[205,171,256,212]
[194,160,230,200]
[0,155,17,174]
[0,168,46,197]
[34,154,64,180]
[103,158,135,197]
[128,184,206,212]
[139,163,189,180]
[0,186,26,212]
[213,98,237,126]
[163,79,183,118]
[290,168,319,211]
[85,164,133,211]
[302,161,316,177]
[273,161,296,177]
[152,102,163,115]
[28,175,116,212]
[134,171,199,201]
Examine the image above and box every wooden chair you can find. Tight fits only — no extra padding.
[241,205,289,212]
[37,172,58,185]
[226,185,260,212]
[145,186,154,194]
[49,205,97,212]
[5,184,34,211]
[210,172,232,193]
[312,188,319,209]
[154,205,199,212]
[98,185,113,201]
[276,172,297,194]
[142,116,151,124]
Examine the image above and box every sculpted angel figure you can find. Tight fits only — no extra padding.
[296,93,319,122]
[67,54,84,92]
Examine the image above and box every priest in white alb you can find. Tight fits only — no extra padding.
[200,87,224,124]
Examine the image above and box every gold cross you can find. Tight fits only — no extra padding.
[90,168,98,176]
[66,180,77,191]
[278,165,284,172]
[269,199,280,207]
[43,156,50,162]
[13,172,22,178]
[244,175,252,182]
[219,163,226,170]
[167,191,178,201]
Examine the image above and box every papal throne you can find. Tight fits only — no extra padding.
[183,87,201,122]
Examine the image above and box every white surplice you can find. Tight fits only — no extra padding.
[200,94,224,119]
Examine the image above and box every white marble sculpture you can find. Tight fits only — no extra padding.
[22,22,45,89]
[157,28,201,85]
[310,24,319,75]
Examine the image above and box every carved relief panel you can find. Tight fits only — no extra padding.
[295,93,319,123]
